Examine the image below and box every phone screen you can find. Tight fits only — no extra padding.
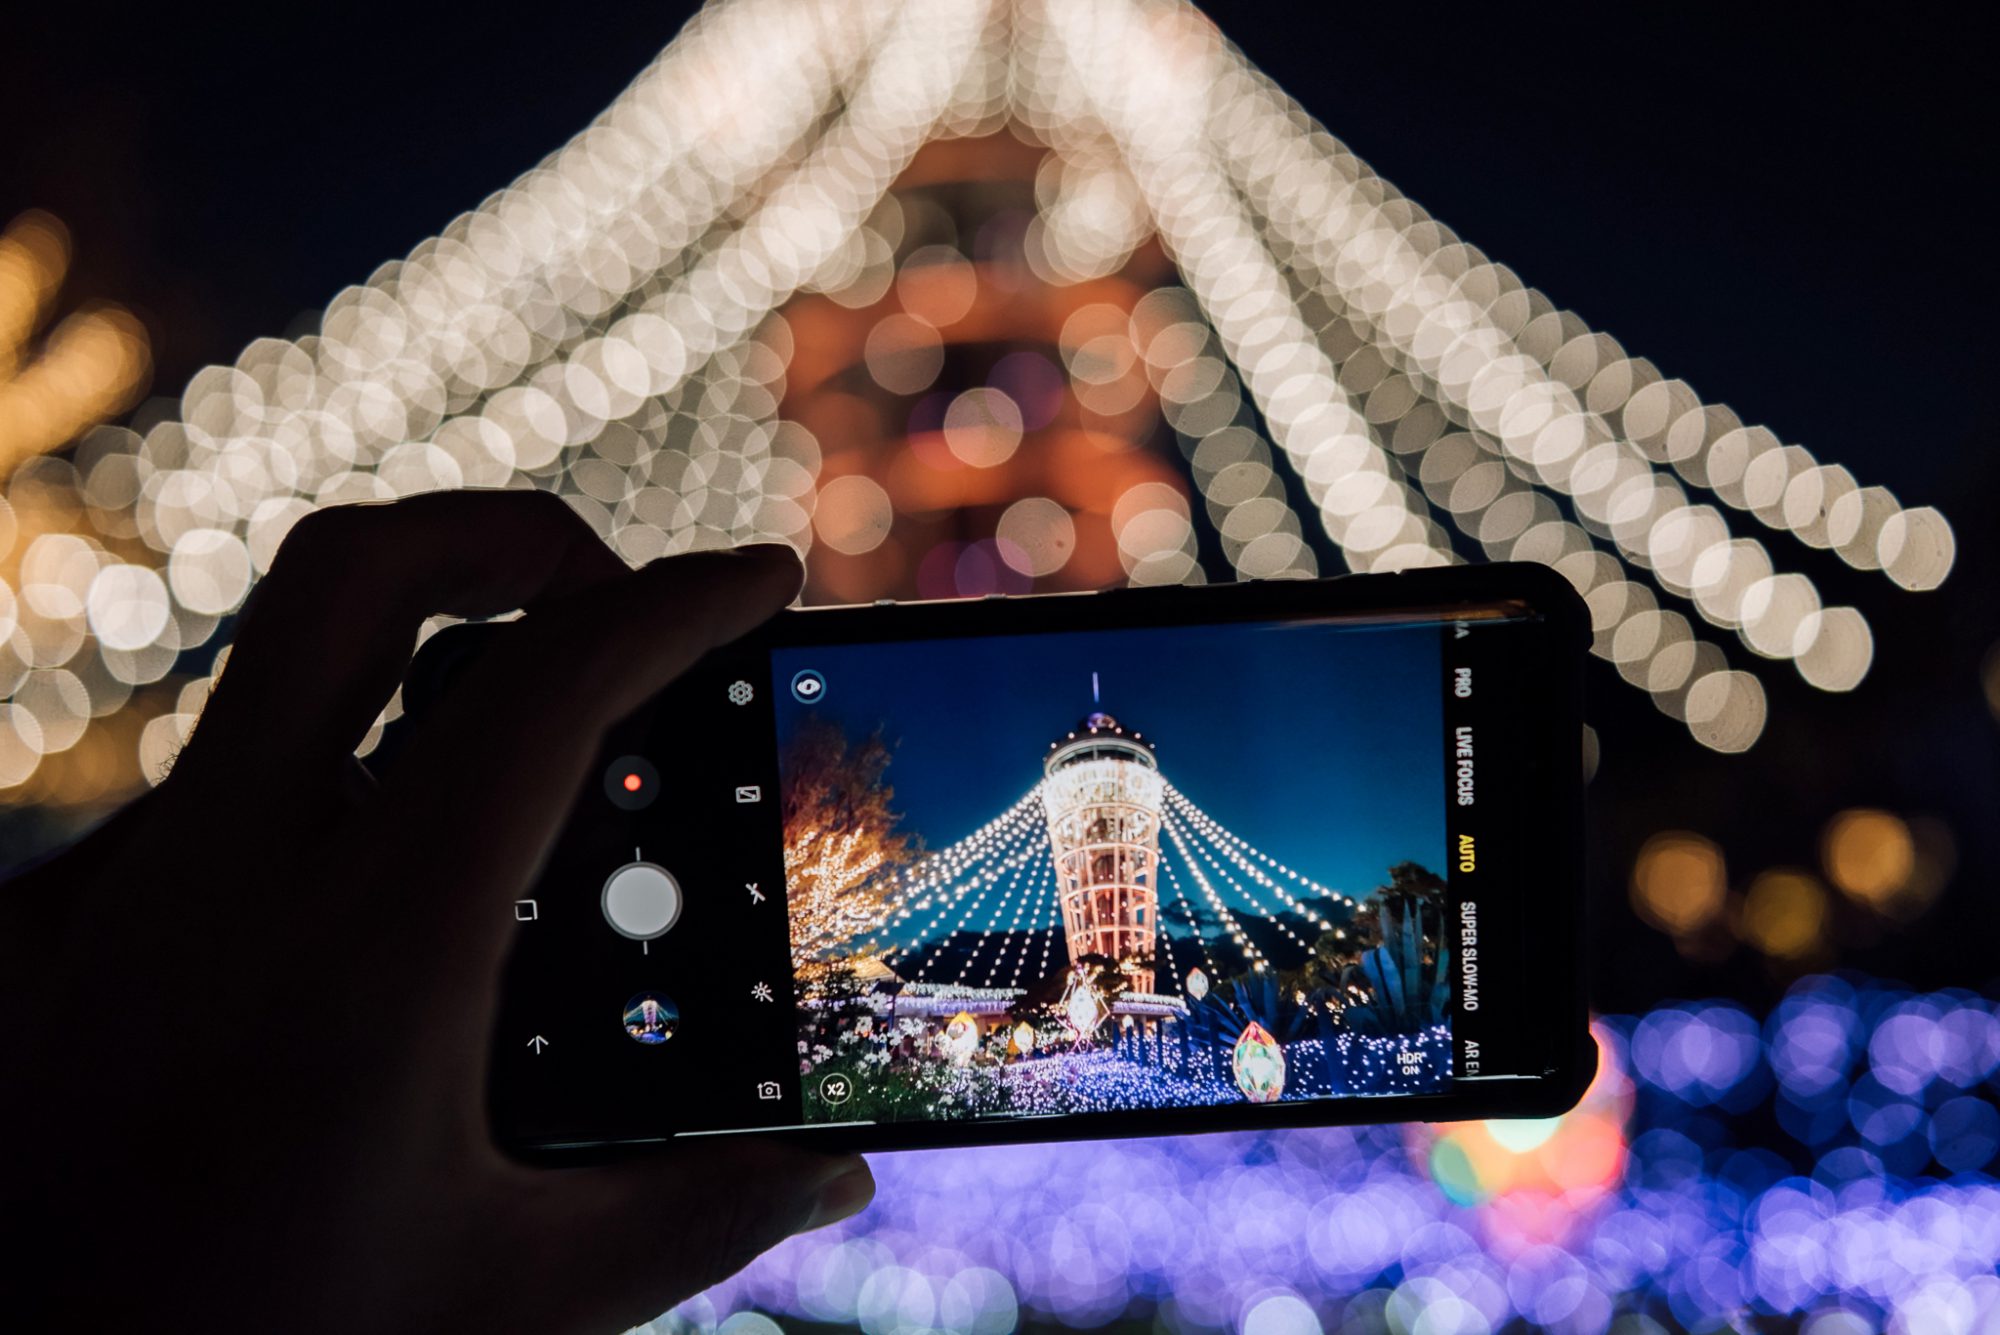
[489,580,1580,1152]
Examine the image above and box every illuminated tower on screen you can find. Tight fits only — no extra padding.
[1041,709,1163,992]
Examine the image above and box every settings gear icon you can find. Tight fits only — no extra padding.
[726,680,754,706]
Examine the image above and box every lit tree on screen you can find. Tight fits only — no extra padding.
[781,718,916,970]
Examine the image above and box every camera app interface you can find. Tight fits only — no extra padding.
[773,617,1465,1126]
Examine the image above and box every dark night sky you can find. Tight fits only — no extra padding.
[3,4,1994,1008]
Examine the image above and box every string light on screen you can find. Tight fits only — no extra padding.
[813,760,1354,993]
[1,0,1956,803]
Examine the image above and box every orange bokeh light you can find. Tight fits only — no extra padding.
[1630,830,1727,937]
[1407,1022,1633,1252]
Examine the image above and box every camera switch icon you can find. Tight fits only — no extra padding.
[755,1080,782,1101]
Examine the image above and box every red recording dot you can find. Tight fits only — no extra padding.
[622,773,644,793]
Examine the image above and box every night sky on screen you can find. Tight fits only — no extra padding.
[773,619,1446,906]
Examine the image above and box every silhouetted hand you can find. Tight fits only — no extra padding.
[0,491,873,1333]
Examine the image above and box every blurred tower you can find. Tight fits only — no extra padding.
[776,129,1190,605]
[1041,708,1162,992]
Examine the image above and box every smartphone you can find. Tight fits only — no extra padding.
[422,561,1592,1156]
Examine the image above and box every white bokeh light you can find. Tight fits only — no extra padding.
[3,0,1953,795]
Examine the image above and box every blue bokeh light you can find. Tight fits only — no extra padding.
[651,976,2000,1335]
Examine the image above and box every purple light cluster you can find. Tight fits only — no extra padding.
[959,1026,1448,1116]
[655,976,2000,1335]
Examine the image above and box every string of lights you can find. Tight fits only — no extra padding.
[1167,784,1346,903]
[1213,4,1921,708]
[0,0,893,794]
[896,787,1040,891]
[538,0,989,567]
[1130,289,1318,584]
[1164,807,1314,954]
[2,0,1002,796]
[1216,51,1955,604]
[1026,872,1063,987]
[1158,799,1267,973]
[1156,851,1220,985]
[987,854,1056,989]
[887,808,1043,935]
[843,770,1361,988]
[915,867,1000,981]
[949,826,1041,984]
[1045,5,1453,583]
[553,0,989,414]
[1144,860,1186,996]
[3,0,1958,798]
[1032,0,1933,752]
[874,806,1045,968]
[1042,1,1775,751]
[891,783,1046,903]
[1405,419,1776,737]
[389,0,880,404]
[1165,782,1352,925]
[1211,47,1917,660]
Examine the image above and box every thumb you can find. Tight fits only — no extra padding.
[506,1143,875,1335]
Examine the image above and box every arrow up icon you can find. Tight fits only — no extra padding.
[526,1035,549,1054]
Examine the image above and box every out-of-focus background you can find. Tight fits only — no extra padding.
[3,3,1995,1332]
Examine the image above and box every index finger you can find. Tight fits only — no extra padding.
[182,490,629,786]
[372,544,803,991]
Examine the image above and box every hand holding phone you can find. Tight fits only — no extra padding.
[434,558,1594,1156]
[0,492,871,1332]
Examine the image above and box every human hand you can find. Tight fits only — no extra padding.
[0,491,873,1333]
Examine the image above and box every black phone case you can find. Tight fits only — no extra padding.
[407,561,1594,1159]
